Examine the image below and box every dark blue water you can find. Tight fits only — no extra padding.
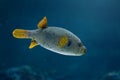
[0,0,120,80]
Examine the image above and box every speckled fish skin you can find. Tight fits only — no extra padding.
[12,17,86,56]
[27,26,86,56]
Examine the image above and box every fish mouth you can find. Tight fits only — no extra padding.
[80,46,86,54]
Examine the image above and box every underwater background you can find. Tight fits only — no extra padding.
[0,0,120,80]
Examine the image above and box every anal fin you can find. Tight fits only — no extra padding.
[29,40,38,49]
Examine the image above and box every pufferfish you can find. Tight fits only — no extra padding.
[12,16,86,56]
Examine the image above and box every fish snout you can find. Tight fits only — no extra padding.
[80,46,86,54]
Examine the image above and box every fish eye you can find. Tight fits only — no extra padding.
[78,43,82,47]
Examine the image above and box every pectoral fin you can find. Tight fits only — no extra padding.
[37,16,47,29]
[29,40,38,49]
[58,35,69,48]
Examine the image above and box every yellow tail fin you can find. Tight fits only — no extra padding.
[12,29,28,38]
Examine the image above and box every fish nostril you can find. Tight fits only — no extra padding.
[78,43,83,47]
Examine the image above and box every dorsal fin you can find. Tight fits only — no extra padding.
[37,16,47,29]
[29,40,38,49]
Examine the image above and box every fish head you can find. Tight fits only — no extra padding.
[62,39,86,56]
[71,43,86,56]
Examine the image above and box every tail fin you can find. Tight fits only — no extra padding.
[12,29,28,39]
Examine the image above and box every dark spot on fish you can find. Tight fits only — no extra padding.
[41,26,48,29]
[67,40,72,47]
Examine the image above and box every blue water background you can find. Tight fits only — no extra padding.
[0,0,120,80]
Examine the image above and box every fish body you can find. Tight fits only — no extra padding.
[12,17,86,56]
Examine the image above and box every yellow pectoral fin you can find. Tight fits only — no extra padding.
[29,40,38,49]
[12,29,28,39]
[37,16,47,29]
[58,35,69,48]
